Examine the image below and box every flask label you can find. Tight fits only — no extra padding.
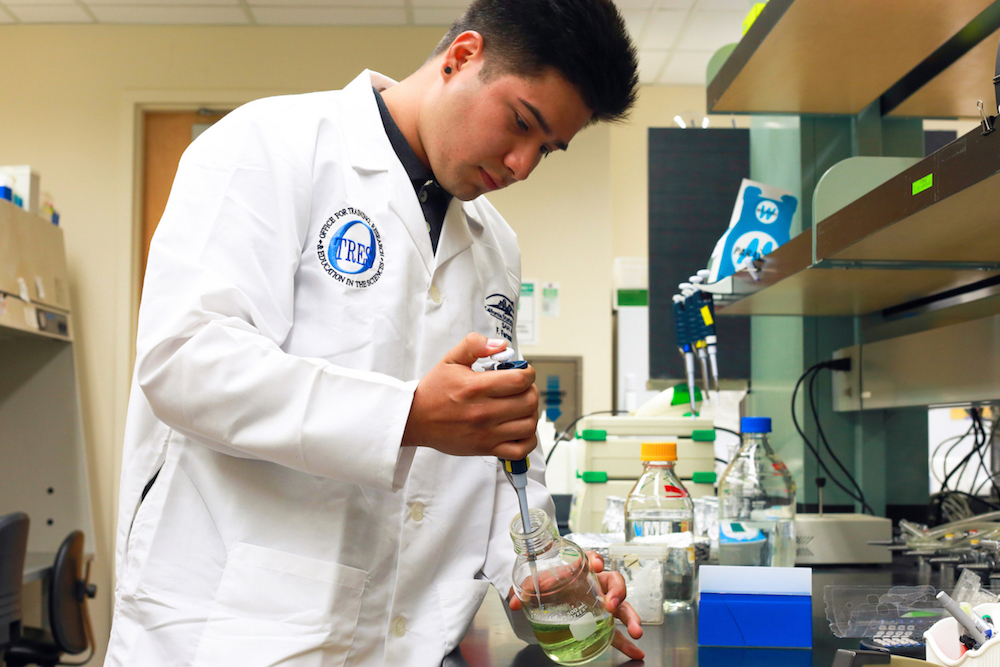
[569,612,599,641]
[663,484,688,498]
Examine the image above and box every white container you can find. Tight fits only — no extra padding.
[926,602,1000,666]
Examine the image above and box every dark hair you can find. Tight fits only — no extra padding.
[432,0,639,124]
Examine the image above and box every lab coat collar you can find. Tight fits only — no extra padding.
[342,69,488,272]
[340,70,397,173]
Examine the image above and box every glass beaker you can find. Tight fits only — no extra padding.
[509,509,614,666]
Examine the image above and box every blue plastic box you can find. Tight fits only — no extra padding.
[697,565,812,648]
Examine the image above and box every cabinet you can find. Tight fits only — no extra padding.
[0,199,94,564]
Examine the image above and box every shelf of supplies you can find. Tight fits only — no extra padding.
[716,124,1000,316]
[708,0,999,117]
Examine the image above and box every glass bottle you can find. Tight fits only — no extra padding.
[717,416,797,567]
[624,441,695,610]
[509,509,614,666]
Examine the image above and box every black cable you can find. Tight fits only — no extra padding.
[968,408,1000,499]
[545,410,627,465]
[715,426,741,438]
[791,364,871,511]
[941,411,991,492]
[937,489,1000,511]
[933,425,976,487]
[970,408,997,498]
[808,368,872,513]
[974,411,1000,496]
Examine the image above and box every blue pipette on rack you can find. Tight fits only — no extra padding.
[672,295,699,417]
[681,281,711,404]
[695,270,721,392]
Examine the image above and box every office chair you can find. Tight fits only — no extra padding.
[4,530,97,667]
[0,512,30,651]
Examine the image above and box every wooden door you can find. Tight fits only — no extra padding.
[141,110,228,285]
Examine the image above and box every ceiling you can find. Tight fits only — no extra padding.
[0,0,750,85]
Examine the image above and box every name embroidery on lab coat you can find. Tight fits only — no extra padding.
[485,293,514,343]
[317,207,385,288]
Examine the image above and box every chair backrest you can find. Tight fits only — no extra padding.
[47,530,88,655]
[0,512,29,649]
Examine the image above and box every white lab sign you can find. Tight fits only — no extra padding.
[517,281,538,345]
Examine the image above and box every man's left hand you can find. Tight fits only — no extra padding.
[508,551,644,661]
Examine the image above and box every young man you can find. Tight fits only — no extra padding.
[106,1,642,665]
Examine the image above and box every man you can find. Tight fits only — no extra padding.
[107,1,642,665]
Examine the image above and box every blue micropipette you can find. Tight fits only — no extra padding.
[672,295,699,417]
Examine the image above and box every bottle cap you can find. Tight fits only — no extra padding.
[741,416,772,433]
[641,441,676,461]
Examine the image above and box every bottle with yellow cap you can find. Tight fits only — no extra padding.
[624,441,695,610]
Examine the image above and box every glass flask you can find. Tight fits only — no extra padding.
[509,509,614,666]
[624,441,695,610]
[717,416,797,567]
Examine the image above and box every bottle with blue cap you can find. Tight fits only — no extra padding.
[717,417,797,567]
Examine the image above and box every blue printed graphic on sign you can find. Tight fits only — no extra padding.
[715,186,797,280]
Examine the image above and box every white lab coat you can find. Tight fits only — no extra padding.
[106,70,552,667]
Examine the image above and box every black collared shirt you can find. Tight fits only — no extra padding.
[373,87,452,254]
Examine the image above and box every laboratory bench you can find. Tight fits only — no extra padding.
[453,560,927,667]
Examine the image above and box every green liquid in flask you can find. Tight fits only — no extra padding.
[529,613,614,665]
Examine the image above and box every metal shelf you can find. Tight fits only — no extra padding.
[708,0,1000,117]
[717,125,1000,316]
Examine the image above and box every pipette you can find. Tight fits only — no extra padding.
[485,350,544,608]
[681,282,711,404]
[693,272,721,392]
[938,591,989,648]
[672,295,699,417]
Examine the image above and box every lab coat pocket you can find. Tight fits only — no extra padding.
[192,542,368,667]
[437,579,491,654]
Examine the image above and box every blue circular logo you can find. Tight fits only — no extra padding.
[316,207,384,288]
[329,220,377,274]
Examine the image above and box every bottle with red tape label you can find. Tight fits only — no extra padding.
[624,441,695,610]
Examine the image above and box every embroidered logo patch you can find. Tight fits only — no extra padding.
[485,293,514,342]
[317,207,384,288]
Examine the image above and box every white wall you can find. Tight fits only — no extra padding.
[0,24,722,660]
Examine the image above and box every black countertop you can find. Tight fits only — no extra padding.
[451,561,928,667]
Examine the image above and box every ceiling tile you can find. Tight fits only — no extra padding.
[251,6,406,25]
[639,9,686,50]
[89,5,247,23]
[694,0,754,9]
[244,0,402,5]
[3,0,75,5]
[675,9,743,51]
[612,0,658,8]
[413,7,463,26]
[637,49,668,84]
[86,0,239,5]
[619,9,649,43]
[658,49,713,85]
[6,4,90,21]
[410,0,470,6]
[655,0,696,8]
[0,0,77,7]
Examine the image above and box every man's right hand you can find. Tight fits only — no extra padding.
[401,333,539,460]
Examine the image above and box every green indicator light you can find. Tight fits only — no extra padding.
[912,174,933,195]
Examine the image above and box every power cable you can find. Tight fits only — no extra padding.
[545,410,627,465]
[791,363,873,514]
